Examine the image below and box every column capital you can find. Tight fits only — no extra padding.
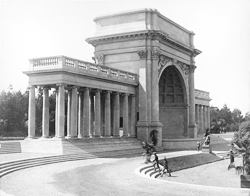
[41,86,51,90]
[137,50,147,59]
[151,50,161,60]
[112,91,121,95]
[27,85,37,90]
[189,64,197,73]
[121,93,129,97]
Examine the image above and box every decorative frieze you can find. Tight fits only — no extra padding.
[137,50,147,59]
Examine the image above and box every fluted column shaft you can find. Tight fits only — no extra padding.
[90,94,95,137]
[113,92,120,137]
[83,88,90,137]
[104,91,111,137]
[42,87,49,138]
[94,90,101,137]
[55,90,58,137]
[200,105,204,134]
[57,84,65,138]
[203,106,207,131]
[28,85,36,138]
[78,92,83,138]
[196,104,200,134]
[130,95,136,137]
[67,90,72,137]
[207,106,211,131]
[122,93,129,136]
[70,87,78,138]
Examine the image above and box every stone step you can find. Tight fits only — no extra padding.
[0,142,21,154]
[0,147,146,178]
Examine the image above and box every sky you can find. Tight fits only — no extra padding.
[1,0,250,115]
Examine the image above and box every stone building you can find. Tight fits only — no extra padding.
[23,9,211,150]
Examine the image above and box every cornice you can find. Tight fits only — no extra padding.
[86,30,200,55]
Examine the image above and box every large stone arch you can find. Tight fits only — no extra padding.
[158,64,189,139]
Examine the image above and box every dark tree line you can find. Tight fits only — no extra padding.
[0,88,58,137]
[210,104,250,133]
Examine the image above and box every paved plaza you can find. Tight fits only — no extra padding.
[1,149,250,196]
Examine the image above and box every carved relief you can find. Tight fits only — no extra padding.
[151,50,161,60]
[189,64,197,73]
[177,61,190,75]
[95,54,104,64]
[137,50,147,59]
[158,55,172,72]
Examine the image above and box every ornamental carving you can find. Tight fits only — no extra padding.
[158,55,172,71]
[151,50,161,60]
[95,54,104,64]
[177,61,189,75]
[137,50,147,59]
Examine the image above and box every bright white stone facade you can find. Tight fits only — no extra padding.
[23,9,210,149]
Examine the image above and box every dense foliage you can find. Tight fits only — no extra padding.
[210,104,246,133]
[231,120,250,175]
[0,90,29,136]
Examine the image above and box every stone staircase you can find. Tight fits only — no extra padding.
[0,138,158,178]
[139,165,163,178]
[0,142,21,154]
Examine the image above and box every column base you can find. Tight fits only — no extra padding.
[25,136,36,140]
[188,123,198,138]
[42,135,50,139]
[65,136,78,139]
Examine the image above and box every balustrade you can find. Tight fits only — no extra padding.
[29,55,137,83]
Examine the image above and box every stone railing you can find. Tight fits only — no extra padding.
[195,89,210,100]
[28,56,137,83]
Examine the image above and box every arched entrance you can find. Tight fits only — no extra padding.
[159,65,188,139]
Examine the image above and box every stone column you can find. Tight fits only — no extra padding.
[122,93,129,137]
[90,93,95,137]
[83,88,90,137]
[188,63,198,138]
[94,89,101,137]
[203,106,207,131]
[78,92,83,138]
[28,85,36,138]
[104,91,111,137]
[42,87,50,138]
[196,104,200,135]
[70,86,78,138]
[207,106,211,131]
[55,90,58,137]
[130,94,136,137]
[113,92,120,137]
[67,90,72,137]
[57,84,65,138]
[200,105,204,134]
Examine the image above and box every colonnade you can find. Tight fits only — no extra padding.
[27,84,137,139]
[195,104,210,135]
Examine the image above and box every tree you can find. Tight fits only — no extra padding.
[232,108,244,125]
[0,90,28,137]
